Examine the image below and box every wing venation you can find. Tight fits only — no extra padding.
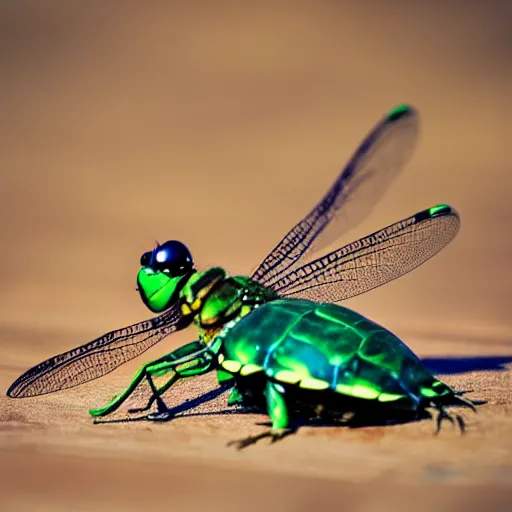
[7,303,187,398]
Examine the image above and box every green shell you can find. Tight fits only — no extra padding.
[218,299,452,410]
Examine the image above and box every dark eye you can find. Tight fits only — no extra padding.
[140,251,152,267]
[143,240,194,275]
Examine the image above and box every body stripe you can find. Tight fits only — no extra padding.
[262,310,311,372]
[331,364,340,390]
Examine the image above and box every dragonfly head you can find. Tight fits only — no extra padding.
[137,240,195,313]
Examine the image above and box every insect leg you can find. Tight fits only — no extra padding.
[140,351,216,417]
[89,340,206,417]
[266,381,290,430]
[433,404,471,435]
[435,405,455,434]
[127,372,179,414]
[227,381,295,449]
[453,395,478,412]
[227,387,244,406]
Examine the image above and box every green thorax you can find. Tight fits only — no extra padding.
[179,267,278,343]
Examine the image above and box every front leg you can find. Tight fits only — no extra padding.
[141,351,217,420]
[89,340,210,417]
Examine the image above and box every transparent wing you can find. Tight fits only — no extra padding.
[7,303,187,398]
[269,205,459,302]
[252,105,419,287]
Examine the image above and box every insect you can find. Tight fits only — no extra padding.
[7,105,479,448]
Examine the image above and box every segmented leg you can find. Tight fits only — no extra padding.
[454,389,473,396]
[455,414,466,433]
[128,370,178,414]
[89,340,212,417]
[228,381,295,449]
[129,359,210,416]
[454,395,478,412]
[433,395,478,435]
[227,387,244,406]
[435,405,455,434]
[145,355,215,421]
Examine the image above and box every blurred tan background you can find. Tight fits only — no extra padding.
[0,1,511,510]
[0,0,510,340]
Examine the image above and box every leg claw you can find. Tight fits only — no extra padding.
[434,405,465,435]
[147,411,174,422]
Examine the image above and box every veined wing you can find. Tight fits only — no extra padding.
[7,303,188,398]
[252,105,419,287]
[269,205,459,302]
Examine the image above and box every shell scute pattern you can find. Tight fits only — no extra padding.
[358,330,416,375]
[289,307,363,365]
[220,299,450,406]
[267,336,332,383]
[221,301,303,368]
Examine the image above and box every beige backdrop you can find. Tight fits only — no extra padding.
[0,2,511,511]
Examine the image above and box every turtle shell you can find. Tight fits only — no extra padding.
[217,298,452,410]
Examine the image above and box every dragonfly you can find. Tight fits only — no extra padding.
[7,105,477,447]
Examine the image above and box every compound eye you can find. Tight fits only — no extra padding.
[153,249,172,273]
[140,251,152,267]
[151,240,194,276]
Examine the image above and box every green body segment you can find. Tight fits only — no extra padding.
[90,268,278,417]
[137,267,187,313]
[217,298,452,413]
[6,104,472,439]
[89,340,213,417]
[91,270,455,427]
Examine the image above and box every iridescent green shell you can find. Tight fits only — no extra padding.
[217,298,452,410]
